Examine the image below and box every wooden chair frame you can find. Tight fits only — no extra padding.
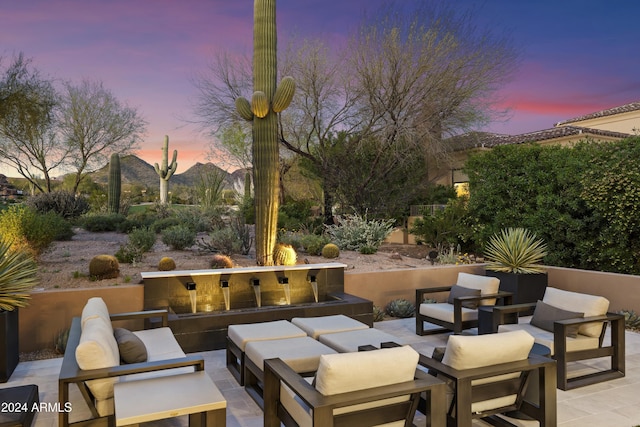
[492,302,626,390]
[416,286,513,335]
[263,357,447,427]
[418,352,557,427]
[58,309,204,427]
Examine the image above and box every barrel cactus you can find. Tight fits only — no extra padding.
[153,135,178,205]
[273,243,297,266]
[89,255,120,280]
[385,298,416,318]
[107,153,121,214]
[234,0,296,265]
[321,243,340,259]
[210,254,234,269]
[158,257,176,271]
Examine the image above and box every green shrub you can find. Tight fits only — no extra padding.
[82,213,126,232]
[325,213,394,252]
[26,190,90,219]
[175,206,221,232]
[115,243,143,264]
[204,227,243,256]
[152,217,181,233]
[0,205,60,256]
[300,233,329,255]
[373,305,386,322]
[385,298,415,318]
[127,227,156,253]
[161,225,196,250]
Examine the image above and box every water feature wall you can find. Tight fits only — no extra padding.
[141,263,373,352]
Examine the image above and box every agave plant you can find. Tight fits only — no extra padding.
[0,239,39,311]
[483,227,547,274]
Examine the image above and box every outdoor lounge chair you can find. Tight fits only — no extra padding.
[263,345,447,427]
[416,272,512,335]
[493,287,625,390]
[418,330,557,427]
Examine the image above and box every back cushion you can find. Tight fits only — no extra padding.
[76,317,120,400]
[81,297,112,331]
[456,273,500,306]
[315,345,418,396]
[542,287,609,337]
[442,330,534,370]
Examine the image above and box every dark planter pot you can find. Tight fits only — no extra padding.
[487,271,548,315]
[1,308,19,383]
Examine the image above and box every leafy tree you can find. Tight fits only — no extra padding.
[57,79,147,193]
[0,54,67,192]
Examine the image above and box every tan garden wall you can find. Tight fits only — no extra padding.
[19,285,144,353]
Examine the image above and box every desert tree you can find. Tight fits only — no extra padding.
[0,54,67,192]
[57,79,147,193]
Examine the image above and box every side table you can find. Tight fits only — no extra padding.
[477,305,518,334]
[0,384,39,427]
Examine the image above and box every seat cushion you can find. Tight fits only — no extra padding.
[456,272,500,306]
[291,314,369,339]
[227,320,306,351]
[530,300,583,337]
[245,336,336,372]
[542,287,609,337]
[498,323,600,355]
[318,328,403,353]
[419,302,478,323]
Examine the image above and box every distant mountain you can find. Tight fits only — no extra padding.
[89,155,236,189]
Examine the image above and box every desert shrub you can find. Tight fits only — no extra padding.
[114,243,143,264]
[204,226,243,256]
[0,205,61,255]
[127,227,156,253]
[373,306,386,322]
[89,254,120,279]
[321,243,340,258]
[278,198,313,230]
[82,213,126,232]
[26,190,90,220]
[175,206,221,232]
[210,254,234,268]
[158,256,177,271]
[359,245,377,254]
[325,213,394,252]
[385,298,415,318]
[161,225,196,250]
[300,233,329,255]
[229,216,253,255]
[46,212,74,241]
[277,230,303,250]
[151,217,181,233]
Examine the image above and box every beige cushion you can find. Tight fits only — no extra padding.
[228,320,306,351]
[75,317,120,406]
[419,303,478,323]
[456,273,500,306]
[81,297,112,331]
[498,323,600,356]
[318,328,404,353]
[442,330,534,413]
[282,346,419,427]
[542,287,609,337]
[245,336,336,372]
[291,314,369,339]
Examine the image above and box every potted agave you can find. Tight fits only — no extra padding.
[0,240,38,382]
[483,227,548,313]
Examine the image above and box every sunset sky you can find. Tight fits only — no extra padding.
[1,0,639,177]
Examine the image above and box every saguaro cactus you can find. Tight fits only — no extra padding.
[154,135,178,205]
[235,0,296,265]
[107,153,121,214]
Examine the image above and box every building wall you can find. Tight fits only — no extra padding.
[557,110,640,134]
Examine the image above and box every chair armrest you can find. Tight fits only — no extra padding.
[265,357,442,410]
[453,291,513,306]
[110,309,169,327]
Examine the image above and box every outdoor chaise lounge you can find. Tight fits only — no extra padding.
[263,345,447,427]
[493,287,625,390]
[416,272,512,335]
[419,330,557,427]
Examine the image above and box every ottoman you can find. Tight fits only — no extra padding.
[226,320,307,385]
[291,314,369,339]
[244,336,337,408]
[318,328,404,353]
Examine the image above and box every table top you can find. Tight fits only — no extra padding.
[114,371,226,426]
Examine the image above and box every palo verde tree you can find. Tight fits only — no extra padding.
[0,53,67,192]
[233,0,296,265]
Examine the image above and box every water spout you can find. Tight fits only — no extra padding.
[220,280,230,310]
[251,278,261,307]
[186,282,197,313]
[278,276,291,305]
[309,275,318,303]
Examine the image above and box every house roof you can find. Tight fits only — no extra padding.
[449,126,630,151]
[555,101,640,126]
